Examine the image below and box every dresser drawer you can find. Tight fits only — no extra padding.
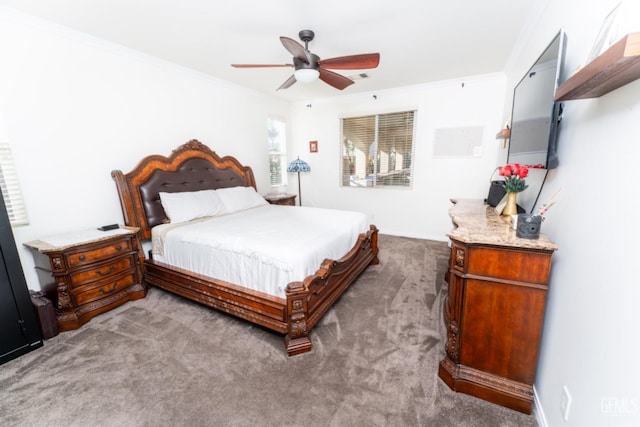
[74,273,137,306]
[465,246,552,284]
[69,256,134,288]
[66,238,132,269]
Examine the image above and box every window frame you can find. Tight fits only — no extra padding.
[0,143,28,226]
[0,115,28,227]
[340,109,417,189]
[267,116,288,189]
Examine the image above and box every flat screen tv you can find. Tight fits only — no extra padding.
[507,30,566,169]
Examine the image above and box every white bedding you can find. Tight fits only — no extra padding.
[151,205,369,299]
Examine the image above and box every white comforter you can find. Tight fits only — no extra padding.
[152,205,368,299]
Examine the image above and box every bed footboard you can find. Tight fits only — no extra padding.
[284,225,379,356]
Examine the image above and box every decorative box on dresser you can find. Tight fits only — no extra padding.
[438,199,557,414]
[24,227,146,331]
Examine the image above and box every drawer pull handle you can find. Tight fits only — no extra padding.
[115,245,122,251]
[79,255,86,261]
[96,266,115,276]
[99,282,118,294]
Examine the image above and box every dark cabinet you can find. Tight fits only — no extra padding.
[0,192,43,365]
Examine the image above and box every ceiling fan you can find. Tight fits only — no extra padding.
[231,30,380,91]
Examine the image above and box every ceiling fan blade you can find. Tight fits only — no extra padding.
[318,53,380,70]
[276,75,297,91]
[231,64,293,68]
[280,36,311,64]
[318,68,354,90]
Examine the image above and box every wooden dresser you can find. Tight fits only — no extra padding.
[24,227,146,331]
[438,199,557,414]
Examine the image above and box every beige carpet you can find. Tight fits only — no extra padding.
[0,235,538,426]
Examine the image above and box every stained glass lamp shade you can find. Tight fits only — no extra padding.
[287,157,310,206]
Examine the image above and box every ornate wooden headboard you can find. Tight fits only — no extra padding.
[111,140,257,240]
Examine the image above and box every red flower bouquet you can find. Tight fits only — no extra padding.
[499,163,529,193]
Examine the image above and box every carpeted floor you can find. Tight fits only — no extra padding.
[0,235,538,426]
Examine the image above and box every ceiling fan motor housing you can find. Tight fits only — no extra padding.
[294,54,319,71]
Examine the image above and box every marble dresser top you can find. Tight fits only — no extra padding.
[447,199,557,251]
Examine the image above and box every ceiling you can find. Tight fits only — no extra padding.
[0,0,537,102]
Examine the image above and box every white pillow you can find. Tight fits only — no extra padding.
[216,186,268,214]
[159,190,226,223]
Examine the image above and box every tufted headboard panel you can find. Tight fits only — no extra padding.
[112,140,257,240]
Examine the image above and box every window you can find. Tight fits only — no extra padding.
[341,110,416,188]
[0,141,28,226]
[0,114,28,226]
[267,117,288,188]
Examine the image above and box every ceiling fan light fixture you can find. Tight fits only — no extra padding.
[231,30,379,91]
[294,68,320,84]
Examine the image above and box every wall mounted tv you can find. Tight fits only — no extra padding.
[507,30,566,169]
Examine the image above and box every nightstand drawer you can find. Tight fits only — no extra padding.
[69,256,135,288]
[74,272,137,305]
[66,239,132,268]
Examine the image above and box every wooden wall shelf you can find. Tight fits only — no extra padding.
[555,32,640,101]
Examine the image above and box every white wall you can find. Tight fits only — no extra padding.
[0,8,289,290]
[288,74,507,240]
[3,3,640,426]
[503,1,640,426]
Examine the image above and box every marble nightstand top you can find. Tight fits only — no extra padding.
[24,226,139,252]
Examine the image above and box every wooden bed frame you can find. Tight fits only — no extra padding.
[111,140,379,356]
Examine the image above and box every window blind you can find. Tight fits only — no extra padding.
[267,117,288,188]
[341,110,416,188]
[0,137,28,226]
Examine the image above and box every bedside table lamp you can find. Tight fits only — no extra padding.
[287,157,310,206]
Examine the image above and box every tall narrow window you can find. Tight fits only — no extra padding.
[0,117,28,226]
[341,110,416,188]
[267,117,288,188]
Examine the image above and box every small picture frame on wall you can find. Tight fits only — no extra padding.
[309,140,318,153]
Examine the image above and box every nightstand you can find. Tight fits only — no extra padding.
[24,227,146,331]
[264,193,297,206]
